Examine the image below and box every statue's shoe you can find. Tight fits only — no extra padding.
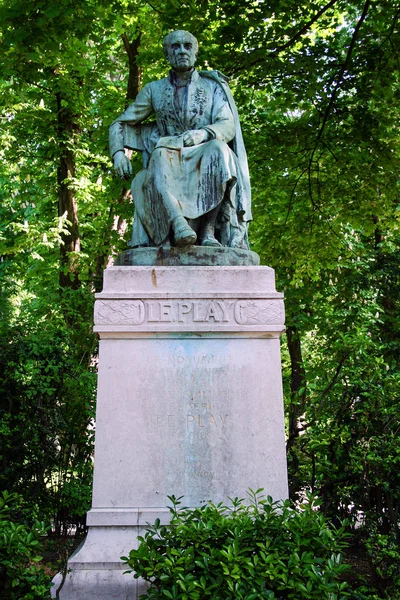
[200,235,222,247]
[173,216,197,247]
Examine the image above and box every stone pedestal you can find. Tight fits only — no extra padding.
[54,265,288,599]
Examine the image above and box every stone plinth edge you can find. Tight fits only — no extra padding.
[115,246,260,266]
[94,266,285,337]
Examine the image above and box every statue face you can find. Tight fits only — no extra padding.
[165,31,197,72]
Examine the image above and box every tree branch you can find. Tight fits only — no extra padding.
[309,0,372,164]
[121,32,141,64]
[321,354,349,398]
[240,0,340,73]
[144,0,166,14]
[273,0,340,54]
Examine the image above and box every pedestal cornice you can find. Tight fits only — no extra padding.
[94,266,285,338]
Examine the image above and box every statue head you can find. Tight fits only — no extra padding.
[163,30,198,72]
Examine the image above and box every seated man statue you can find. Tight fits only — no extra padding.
[110,30,252,249]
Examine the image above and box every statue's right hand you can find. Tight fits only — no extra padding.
[113,151,132,179]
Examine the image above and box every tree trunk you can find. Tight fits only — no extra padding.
[122,32,142,103]
[93,33,142,292]
[56,91,80,290]
[286,324,307,498]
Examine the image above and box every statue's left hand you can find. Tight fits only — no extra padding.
[183,129,209,147]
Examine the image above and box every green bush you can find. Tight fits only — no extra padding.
[123,490,351,600]
[365,530,400,599]
[0,491,50,600]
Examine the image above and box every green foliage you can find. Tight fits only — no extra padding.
[365,531,400,599]
[0,277,96,532]
[0,491,50,600]
[123,491,351,600]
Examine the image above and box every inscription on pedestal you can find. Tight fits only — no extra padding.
[95,298,284,327]
[152,412,229,429]
[149,401,230,441]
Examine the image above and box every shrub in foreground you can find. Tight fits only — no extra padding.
[365,529,400,599]
[123,490,351,599]
[0,491,50,600]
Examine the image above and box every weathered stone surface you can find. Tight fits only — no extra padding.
[115,246,260,266]
[55,266,288,599]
